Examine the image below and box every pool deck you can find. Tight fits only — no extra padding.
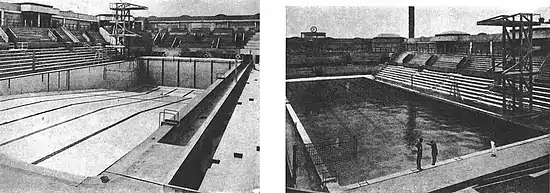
[333,134,549,192]
[198,67,260,192]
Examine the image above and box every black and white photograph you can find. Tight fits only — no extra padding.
[0,0,259,192]
[285,5,550,193]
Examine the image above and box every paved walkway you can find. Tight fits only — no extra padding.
[199,67,260,192]
[339,135,549,193]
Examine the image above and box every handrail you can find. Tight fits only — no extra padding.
[0,28,9,42]
[171,37,178,48]
[153,31,160,46]
[47,29,57,42]
[60,26,80,43]
[538,50,550,71]
[5,27,18,41]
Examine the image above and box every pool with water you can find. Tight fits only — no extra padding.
[286,78,544,186]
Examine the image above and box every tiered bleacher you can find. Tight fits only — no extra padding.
[244,32,259,50]
[376,65,550,112]
[388,51,412,65]
[0,46,117,78]
[427,54,467,73]
[86,31,108,44]
[8,27,59,48]
[536,59,550,85]
[461,56,492,76]
[154,28,256,50]
[349,52,386,64]
[212,28,237,49]
[68,30,88,42]
[404,52,433,67]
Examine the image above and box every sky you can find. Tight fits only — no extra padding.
[286,6,550,38]
[6,0,260,17]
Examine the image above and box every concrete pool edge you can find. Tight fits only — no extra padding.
[286,101,337,188]
[341,134,550,191]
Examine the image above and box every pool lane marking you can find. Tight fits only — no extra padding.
[0,89,111,103]
[0,90,194,147]
[0,88,175,126]
[0,91,125,112]
[31,97,192,164]
[0,87,163,112]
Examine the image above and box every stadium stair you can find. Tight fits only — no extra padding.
[403,53,434,68]
[243,32,259,51]
[86,31,108,44]
[535,56,550,85]
[425,54,467,73]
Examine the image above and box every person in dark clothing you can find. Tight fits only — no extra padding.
[415,138,423,170]
[427,140,438,165]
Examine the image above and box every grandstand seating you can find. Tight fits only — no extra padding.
[536,59,550,85]
[388,51,412,64]
[52,29,72,43]
[244,32,259,50]
[404,53,433,67]
[68,30,88,42]
[86,31,108,44]
[218,36,236,49]
[162,35,178,48]
[0,47,114,77]
[427,54,466,73]
[463,56,492,76]
[349,52,385,64]
[376,65,550,111]
[10,27,54,42]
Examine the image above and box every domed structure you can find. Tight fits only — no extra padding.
[435,30,470,36]
[373,33,404,39]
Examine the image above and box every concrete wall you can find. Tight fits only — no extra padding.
[0,61,136,95]
[140,57,237,89]
[286,65,381,79]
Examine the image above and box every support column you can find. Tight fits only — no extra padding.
[469,42,473,55]
[37,13,41,27]
[490,41,493,55]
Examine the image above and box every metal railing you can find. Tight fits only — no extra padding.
[159,109,180,126]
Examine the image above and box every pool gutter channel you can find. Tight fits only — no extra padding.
[97,60,251,191]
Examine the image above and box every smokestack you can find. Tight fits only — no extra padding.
[409,6,415,38]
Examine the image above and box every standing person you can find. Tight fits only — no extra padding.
[415,138,423,170]
[427,140,438,165]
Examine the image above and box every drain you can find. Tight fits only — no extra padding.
[234,153,243,158]
[100,176,110,183]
